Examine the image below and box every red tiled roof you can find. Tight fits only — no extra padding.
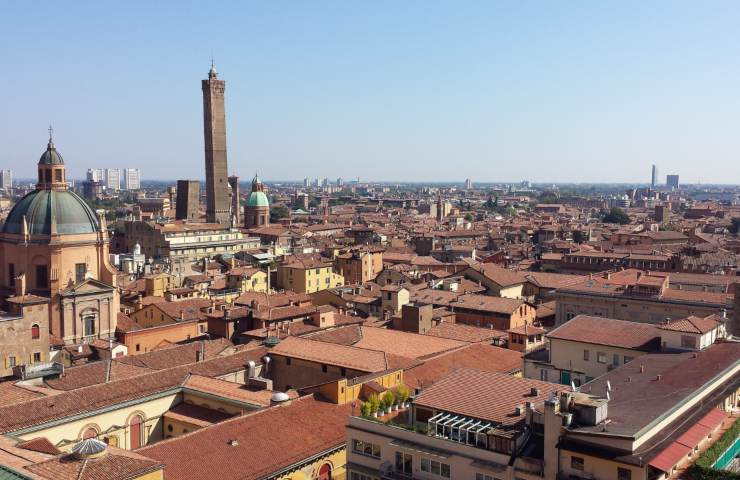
[403,344,522,390]
[659,314,721,334]
[426,323,508,343]
[352,326,468,360]
[547,315,661,351]
[414,368,560,425]
[269,336,390,372]
[15,437,61,455]
[25,446,164,480]
[139,395,352,480]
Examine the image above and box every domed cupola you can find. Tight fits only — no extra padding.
[37,126,67,189]
[2,131,100,236]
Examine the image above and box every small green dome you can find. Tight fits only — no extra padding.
[246,191,269,208]
[3,189,99,235]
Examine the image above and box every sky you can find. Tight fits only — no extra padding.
[1,1,739,184]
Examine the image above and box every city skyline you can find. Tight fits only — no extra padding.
[1,1,740,184]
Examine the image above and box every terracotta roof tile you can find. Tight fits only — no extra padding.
[403,344,522,390]
[547,315,661,351]
[414,368,560,425]
[659,314,722,334]
[140,395,352,480]
[269,336,389,372]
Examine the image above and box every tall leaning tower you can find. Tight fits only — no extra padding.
[202,63,231,224]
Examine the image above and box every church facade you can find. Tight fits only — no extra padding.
[0,133,119,358]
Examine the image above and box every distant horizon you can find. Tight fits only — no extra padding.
[9,176,740,189]
[2,1,739,183]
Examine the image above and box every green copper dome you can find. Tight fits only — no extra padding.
[3,189,99,235]
[246,191,269,208]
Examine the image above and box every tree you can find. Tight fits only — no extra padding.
[464,213,473,222]
[368,394,380,414]
[269,205,290,223]
[360,401,371,417]
[602,207,631,225]
[573,230,586,244]
[730,218,740,235]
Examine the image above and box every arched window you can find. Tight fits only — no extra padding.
[31,324,40,340]
[129,415,143,450]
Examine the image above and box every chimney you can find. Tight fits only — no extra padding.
[15,273,26,297]
[196,342,205,362]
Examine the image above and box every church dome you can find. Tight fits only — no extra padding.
[38,140,64,165]
[246,191,269,208]
[3,189,99,235]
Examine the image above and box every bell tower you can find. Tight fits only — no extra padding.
[202,63,231,224]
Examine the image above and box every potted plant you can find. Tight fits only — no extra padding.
[395,384,410,408]
[384,390,396,413]
[360,401,371,418]
[368,394,380,418]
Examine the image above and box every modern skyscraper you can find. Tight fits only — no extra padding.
[651,165,658,187]
[86,168,104,182]
[176,180,200,222]
[228,175,240,225]
[202,63,230,224]
[104,168,121,190]
[123,168,141,190]
[666,174,680,190]
[465,178,472,190]
[0,169,12,190]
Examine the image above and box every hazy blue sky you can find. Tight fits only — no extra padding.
[1,1,739,183]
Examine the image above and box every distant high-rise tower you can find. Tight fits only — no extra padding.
[176,180,200,222]
[123,168,140,190]
[0,169,13,190]
[651,165,658,187]
[228,175,240,225]
[465,178,472,190]
[666,174,680,190]
[202,63,231,224]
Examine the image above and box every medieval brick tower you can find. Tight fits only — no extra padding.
[202,63,231,224]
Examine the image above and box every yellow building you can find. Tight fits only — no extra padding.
[225,266,268,293]
[277,256,344,294]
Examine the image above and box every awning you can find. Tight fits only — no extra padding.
[649,443,691,473]
[649,408,729,473]
[697,408,727,430]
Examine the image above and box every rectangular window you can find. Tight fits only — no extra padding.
[286,357,291,366]
[33,352,41,363]
[583,349,590,361]
[35,265,48,289]
[681,335,697,348]
[395,452,412,475]
[8,263,14,287]
[597,352,606,364]
[321,364,328,373]
[8,356,16,368]
[624,356,634,364]
[571,456,584,471]
[351,439,380,458]
[618,467,632,480]
[75,263,87,283]
[612,354,620,366]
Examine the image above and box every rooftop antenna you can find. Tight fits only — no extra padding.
[606,380,612,392]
